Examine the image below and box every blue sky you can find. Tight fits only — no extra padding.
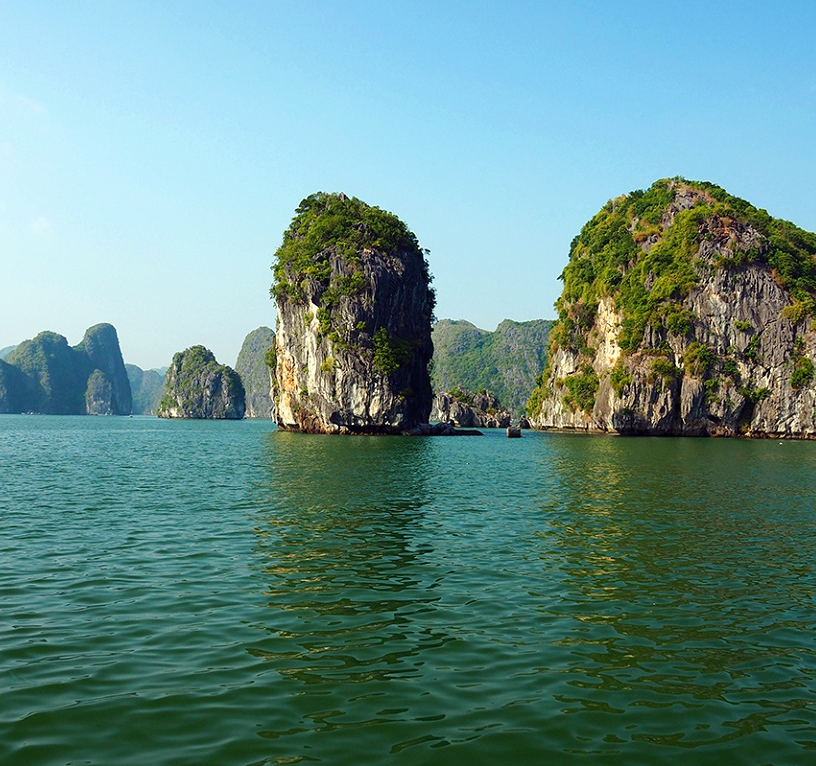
[2,1,815,369]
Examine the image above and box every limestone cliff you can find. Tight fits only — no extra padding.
[271,192,434,434]
[432,388,511,428]
[3,324,131,414]
[157,346,245,419]
[235,326,275,418]
[528,178,816,437]
[75,323,132,415]
[126,364,166,415]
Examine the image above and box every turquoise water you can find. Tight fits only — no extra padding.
[2,416,816,765]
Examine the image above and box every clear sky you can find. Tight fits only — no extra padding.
[2,1,815,369]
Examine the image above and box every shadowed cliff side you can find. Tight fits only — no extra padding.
[235,326,275,418]
[271,192,435,434]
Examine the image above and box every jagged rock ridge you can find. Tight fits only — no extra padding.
[158,346,245,419]
[235,326,275,418]
[528,178,816,437]
[271,192,434,434]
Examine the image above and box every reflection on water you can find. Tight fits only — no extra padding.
[536,437,816,758]
[3,418,816,765]
[245,432,816,764]
[251,432,447,685]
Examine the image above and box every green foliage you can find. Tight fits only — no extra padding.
[265,345,277,370]
[271,192,425,301]
[684,342,716,378]
[649,357,681,384]
[781,298,815,324]
[734,320,752,332]
[433,318,553,417]
[609,361,632,396]
[372,328,411,375]
[547,177,816,368]
[704,377,721,403]
[562,364,599,413]
[721,357,740,380]
[448,385,475,406]
[791,355,814,390]
[744,335,760,362]
[738,386,770,403]
[320,357,336,374]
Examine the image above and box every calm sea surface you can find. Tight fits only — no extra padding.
[2,415,816,765]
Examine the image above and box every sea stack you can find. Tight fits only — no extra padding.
[157,345,245,419]
[76,323,132,415]
[271,192,435,433]
[527,178,816,438]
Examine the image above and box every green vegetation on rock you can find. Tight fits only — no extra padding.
[158,345,245,419]
[550,177,816,355]
[431,318,553,416]
[271,192,434,315]
[2,324,131,415]
[528,177,816,420]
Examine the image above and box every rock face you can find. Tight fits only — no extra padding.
[75,323,132,415]
[271,192,435,434]
[158,346,245,419]
[0,359,29,413]
[2,323,131,414]
[433,387,512,428]
[235,326,275,418]
[126,364,166,415]
[432,318,553,416]
[528,178,816,437]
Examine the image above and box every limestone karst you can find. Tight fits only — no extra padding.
[271,192,435,434]
[157,345,245,419]
[235,326,275,418]
[527,178,816,437]
[1,323,131,415]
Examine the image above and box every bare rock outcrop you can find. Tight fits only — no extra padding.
[528,178,816,438]
[433,387,512,428]
[271,193,434,434]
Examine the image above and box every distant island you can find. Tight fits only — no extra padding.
[0,323,131,415]
[158,345,245,419]
[431,318,552,417]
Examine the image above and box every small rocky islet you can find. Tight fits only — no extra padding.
[157,345,245,420]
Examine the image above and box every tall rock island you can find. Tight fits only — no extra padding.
[271,192,435,433]
[235,326,275,418]
[1,323,131,415]
[527,178,816,437]
[157,345,245,419]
